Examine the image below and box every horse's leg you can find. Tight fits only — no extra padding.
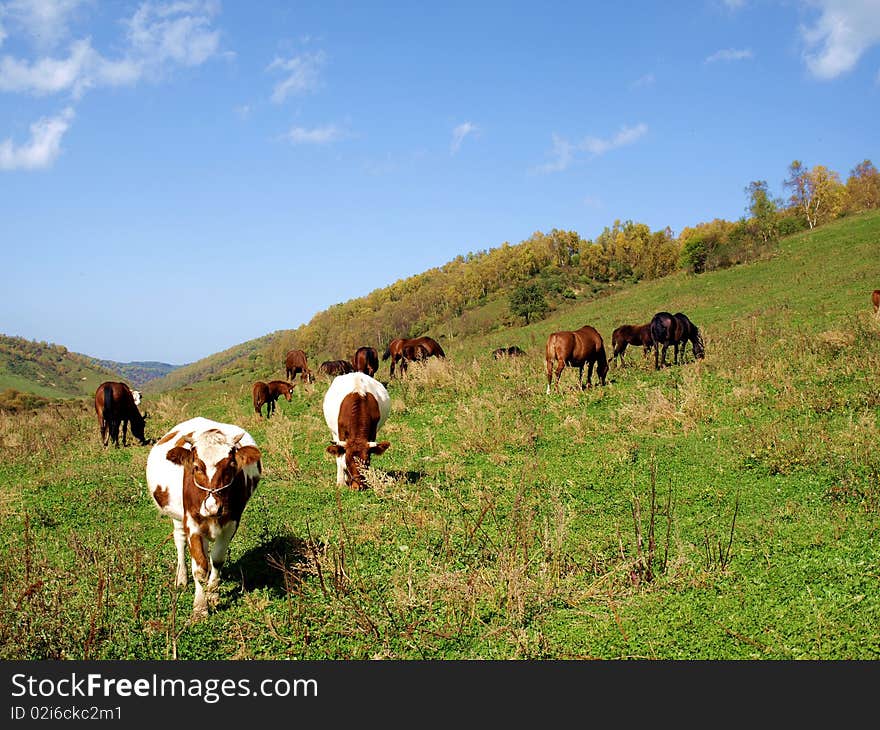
[577,364,585,390]
[554,360,565,393]
[661,343,669,368]
[586,360,594,388]
[545,358,553,395]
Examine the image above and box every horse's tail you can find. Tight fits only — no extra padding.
[382,343,392,360]
[693,327,705,359]
[102,384,113,423]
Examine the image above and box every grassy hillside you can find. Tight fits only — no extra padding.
[0,334,119,401]
[0,210,878,660]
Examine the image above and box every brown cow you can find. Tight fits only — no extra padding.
[382,336,445,377]
[284,349,314,383]
[252,380,294,418]
[611,323,653,368]
[94,381,147,447]
[545,325,609,393]
[146,417,262,618]
[352,346,379,377]
[319,359,355,377]
[322,372,391,490]
[872,289,880,315]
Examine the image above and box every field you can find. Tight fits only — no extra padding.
[1,211,879,660]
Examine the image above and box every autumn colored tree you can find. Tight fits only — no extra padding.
[784,160,845,229]
[844,159,880,213]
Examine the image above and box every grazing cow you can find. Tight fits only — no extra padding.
[872,290,880,315]
[94,381,147,447]
[252,380,294,418]
[611,323,653,368]
[382,336,445,377]
[492,345,526,359]
[146,417,262,619]
[352,346,379,377]
[650,311,705,369]
[545,325,609,393]
[319,359,355,377]
[322,372,391,490]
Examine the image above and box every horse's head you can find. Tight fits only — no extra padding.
[693,332,705,360]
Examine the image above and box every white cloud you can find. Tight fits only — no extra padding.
[267,50,325,103]
[800,0,880,79]
[450,121,478,153]
[283,124,344,144]
[705,48,754,63]
[536,124,647,174]
[0,1,221,97]
[723,0,746,9]
[0,105,73,169]
[0,0,87,50]
[631,72,655,88]
[126,0,221,69]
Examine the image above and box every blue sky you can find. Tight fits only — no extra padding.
[1,0,878,364]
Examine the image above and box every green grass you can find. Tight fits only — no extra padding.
[1,211,879,660]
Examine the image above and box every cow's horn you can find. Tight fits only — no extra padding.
[336,440,347,447]
[231,432,244,446]
[367,441,377,448]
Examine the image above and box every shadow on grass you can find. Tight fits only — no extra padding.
[226,533,316,598]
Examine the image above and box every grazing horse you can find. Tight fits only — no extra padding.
[352,346,379,377]
[492,345,526,359]
[382,336,445,377]
[611,323,653,368]
[650,311,705,369]
[545,325,609,393]
[284,349,314,383]
[319,360,355,377]
[872,290,880,315]
[252,380,294,418]
[94,381,147,447]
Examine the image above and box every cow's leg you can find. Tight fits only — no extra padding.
[335,453,347,486]
[172,519,188,587]
[206,522,238,607]
[188,532,211,618]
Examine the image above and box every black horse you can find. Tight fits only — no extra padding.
[650,311,704,369]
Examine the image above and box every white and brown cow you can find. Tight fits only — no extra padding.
[322,372,391,490]
[146,416,262,619]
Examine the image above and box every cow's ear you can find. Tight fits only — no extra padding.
[326,443,346,456]
[234,445,261,466]
[166,446,192,466]
[369,441,391,456]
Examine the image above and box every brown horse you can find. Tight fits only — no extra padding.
[872,289,880,315]
[492,345,526,359]
[319,360,354,377]
[650,311,705,369]
[611,323,653,368]
[545,325,609,393]
[284,349,314,383]
[94,381,148,447]
[352,346,379,376]
[382,336,445,376]
[252,380,294,418]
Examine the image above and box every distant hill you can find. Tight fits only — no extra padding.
[91,359,182,388]
[0,334,118,401]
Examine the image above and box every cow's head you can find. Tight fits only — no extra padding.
[326,439,390,490]
[167,431,262,517]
